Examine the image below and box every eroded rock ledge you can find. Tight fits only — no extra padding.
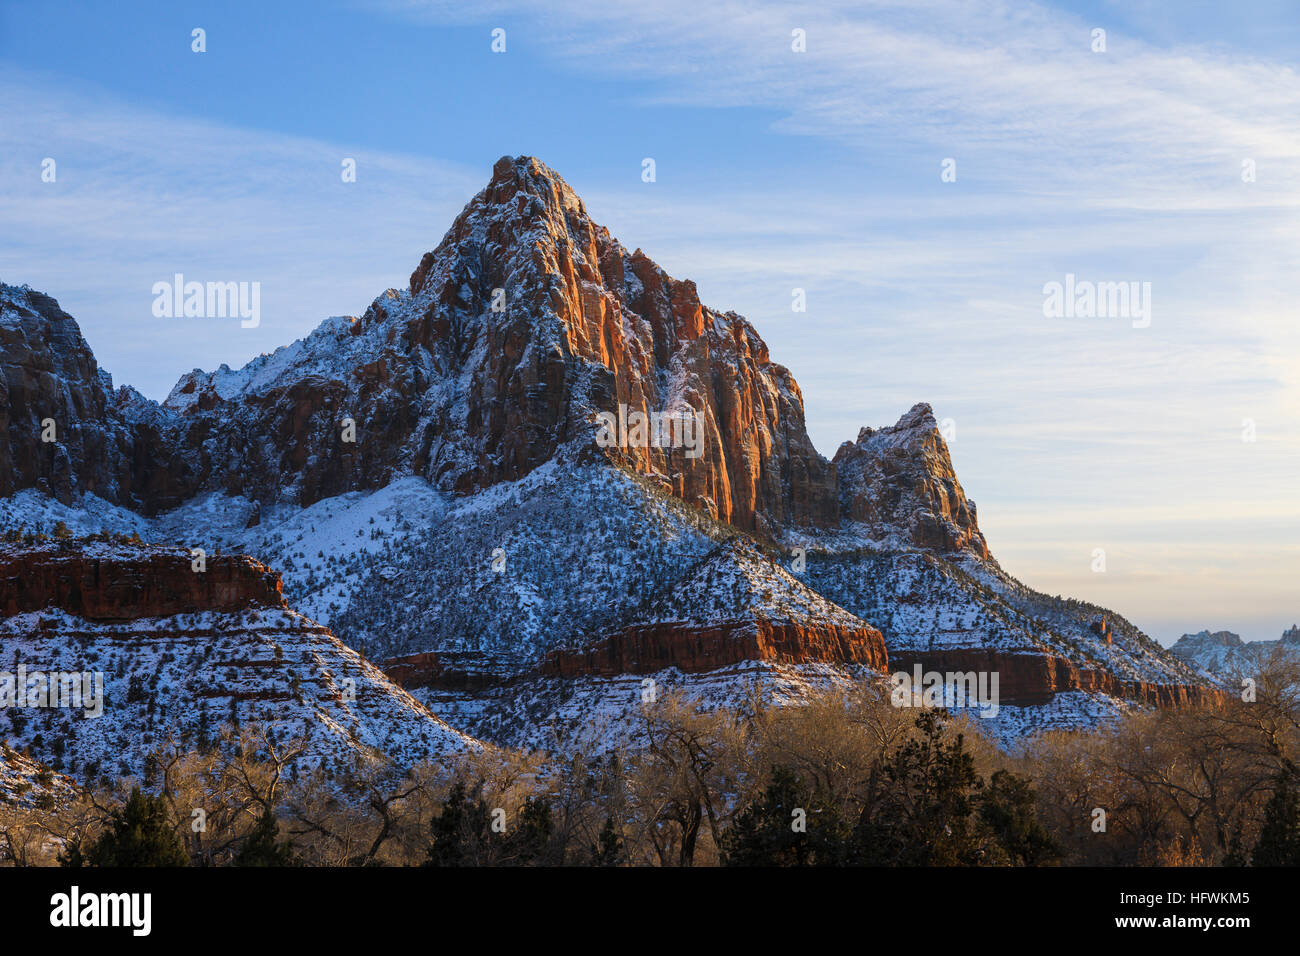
[888,649,1229,709]
[0,544,286,621]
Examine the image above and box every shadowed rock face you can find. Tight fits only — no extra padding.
[0,288,171,510]
[833,402,988,559]
[0,542,286,620]
[538,620,889,677]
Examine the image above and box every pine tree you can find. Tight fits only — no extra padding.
[853,711,983,866]
[724,766,845,866]
[1252,767,1300,866]
[593,816,625,866]
[505,796,553,865]
[425,781,490,867]
[978,769,1059,865]
[234,808,297,867]
[66,787,188,867]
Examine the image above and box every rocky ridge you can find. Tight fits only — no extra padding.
[0,156,1224,749]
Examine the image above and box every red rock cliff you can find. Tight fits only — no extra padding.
[888,648,1228,709]
[538,618,889,678]
[0,543,286,621]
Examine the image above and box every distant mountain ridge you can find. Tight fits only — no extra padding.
[1170,626,1300,684]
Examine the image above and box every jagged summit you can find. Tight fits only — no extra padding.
[3,156,842,534]
[833,401,988,559]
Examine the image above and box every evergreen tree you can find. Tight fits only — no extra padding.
[66,787,188,867]
[234,808,297,867]
[425,781,491,867]
[978,769,1059,865]
[593,816,625,866]
[505,796,553,865]
[853,711,983,866]
[724,766,845,866]
[1252,766,1300,866]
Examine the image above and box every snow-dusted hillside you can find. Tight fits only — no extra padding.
[0,539,479,781]
[1170,626,1300,684]
[0,742,75,808]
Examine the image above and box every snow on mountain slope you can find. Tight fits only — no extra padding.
[0,742,76,808]
[803,547,1201,688]
[626,539,866,630]
[0,540,479,781]
[1170,626,1300,684]
[415,661,884,754]
[0,606,477,780]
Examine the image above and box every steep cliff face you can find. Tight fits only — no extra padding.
[0,284,196,514]
[832,402,988,559]
[0,287,149,509]
[152,157,836,535]
[0,541,285,620]
[887,648,1227,708]
[540,621,887,678]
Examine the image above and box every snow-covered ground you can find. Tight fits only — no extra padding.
[0,604,478,782]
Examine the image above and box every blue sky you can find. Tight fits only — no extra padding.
[2,0,1298,643]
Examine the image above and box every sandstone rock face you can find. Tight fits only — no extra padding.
[0,541,286,620]
[888,649,1228,709]
[538,619,888,678]
[833,403,988,559]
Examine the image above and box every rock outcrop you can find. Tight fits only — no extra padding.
[833,402,988,559]
[888,648,1228,709]
[540,619,888,677]
[536,539,888,678]
[0,541,285,620]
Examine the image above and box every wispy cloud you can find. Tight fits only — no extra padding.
[0,66,483,397]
